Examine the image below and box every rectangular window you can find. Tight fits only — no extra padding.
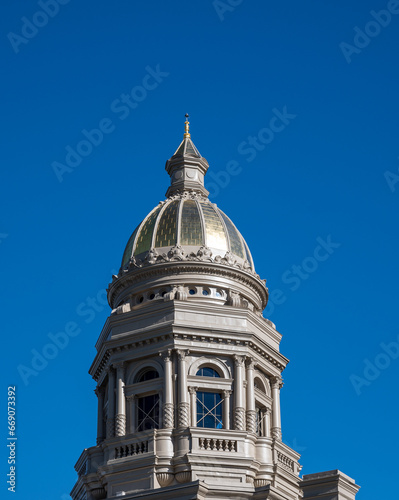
[137,394,160,432]
[196,391,223,428]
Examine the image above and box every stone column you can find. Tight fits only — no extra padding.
[114,362,126,437]
[106,366,115,438]
[222,390,231,430]
[271,375,283,440]
[177,350,189,428]
[95,386,105,444]
[234,355,245,430]
[126,395,136,433]
[189,387,197,427]
[246,358,256,433]
[163,350,174,428]
[265,407,271,437]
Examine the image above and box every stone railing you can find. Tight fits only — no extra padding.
[199,437,237,452]
[115,439,149,459]
[190,428,247,455]
[277,450,295,472]
[272,440,301,476]
[106,431,155,461]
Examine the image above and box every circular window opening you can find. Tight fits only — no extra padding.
[189,289,196,295]
[161,291,167,297]
[215,291,222,298]
[138,296,144,303]
[149,293,155,300]
[202,290,209,296]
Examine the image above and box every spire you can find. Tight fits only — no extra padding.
[165,114,209,198]
[173,113,201,158]
[184,113,190,138]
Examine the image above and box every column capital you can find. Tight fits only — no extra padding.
[177,349,188,361]
[106,365,115,375]
[222,390,232,398]
[160,349,173,362]
[126,394,136,402]
[188,386,198,395]
[94,386,105,398]
[234,355,245,367]
[245,357,255,370]
[270,375,283,390]
[113,361,125,370]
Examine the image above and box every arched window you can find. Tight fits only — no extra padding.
[136,368,159,383]
[254,377,266,393]
[196,367,220,377]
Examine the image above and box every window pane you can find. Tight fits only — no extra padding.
[196,367,220,377]
[137,394,160,431]
[137,369,159,383]
[196,391,223,429]
[256,407,265,436]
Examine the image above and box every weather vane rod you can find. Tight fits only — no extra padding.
[184,113,190,138]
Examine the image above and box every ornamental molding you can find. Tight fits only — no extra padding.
[270,375,284,390]
[164,190,209,203]
[108,260,268,310]
[92,333,285,382]
[177,349,188,361]
[234,355,245,367]
[112,361,125,373]
[117,245,256,278]
[94,386,105,398]
[245,357,255,370]
[160,349,172,362]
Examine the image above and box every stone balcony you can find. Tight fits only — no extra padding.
[75,428,301,474]
[73,428,301,499]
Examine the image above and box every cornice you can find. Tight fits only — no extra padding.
[91,327,286,383]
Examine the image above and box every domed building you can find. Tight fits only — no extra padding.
[71,117,360,500]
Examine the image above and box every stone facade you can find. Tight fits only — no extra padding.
[71,119,360,500]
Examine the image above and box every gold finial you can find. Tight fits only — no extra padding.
[184,113,190,138]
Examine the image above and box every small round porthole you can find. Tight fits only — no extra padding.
[189,289,196,295]
[215,291,222,297]
[161,291,167,297]
[202,290,209,296]
[149,293,155,300]
[138,296,144,304]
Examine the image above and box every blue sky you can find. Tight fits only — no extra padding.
[1,1,399,498]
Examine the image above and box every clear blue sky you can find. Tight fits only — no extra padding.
[1,1,398,498]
